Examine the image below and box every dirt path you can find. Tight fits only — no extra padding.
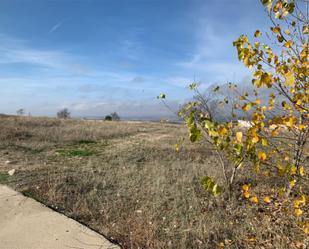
[0,184,119,249]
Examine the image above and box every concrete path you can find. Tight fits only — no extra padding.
[0,185,119,249]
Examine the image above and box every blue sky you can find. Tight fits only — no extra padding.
[0,0,270,118]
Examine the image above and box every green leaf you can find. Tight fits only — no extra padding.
[189,83,197,90]
[157,93,166,99]
[261,138,268,146]
[189,127,202,142]
[261,0,272,12]
[302,25,309,35]
[201,176,222,196]
[185,112,202,142]
[234,143,243,156]
[286,2,295,14]
[213,86,220,92]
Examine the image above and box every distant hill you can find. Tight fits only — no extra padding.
[0,113,14,118]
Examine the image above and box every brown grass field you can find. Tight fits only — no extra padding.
[0,116,308,249]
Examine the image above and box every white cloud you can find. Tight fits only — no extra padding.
[177,16,250,83]
[0,34,191,118]
[48,22,62,34]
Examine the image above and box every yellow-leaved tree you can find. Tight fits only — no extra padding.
[160,0,308,233]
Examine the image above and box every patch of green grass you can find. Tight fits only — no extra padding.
[0,172,9,184]
[56,149,95,157]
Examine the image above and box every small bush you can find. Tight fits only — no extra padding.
[110,112,120,121]
[105,115,112,121]
[57,108,70,119]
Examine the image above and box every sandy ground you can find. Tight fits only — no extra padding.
[0,184,119,249]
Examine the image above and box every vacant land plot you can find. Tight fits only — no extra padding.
[0,117,307,249]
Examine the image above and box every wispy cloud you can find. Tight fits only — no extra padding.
[0,33,93,77]
[176,12,251,84]
[0,47,67,69]
[0,33,191,118]
[48,22,62,34]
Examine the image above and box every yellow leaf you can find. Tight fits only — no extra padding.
[242,103,252,112]
[218,126,228,136]
[296,99,301,106]
[303,222,309,234]
[224,239,233,245]
[254,30,261,37]
[271,26,280,34]
[290,165,297,175]
[283,116,295,127]
[268,98,275,105]
[285,71,295,87]
[255,99,261,105]
[294,196,306,210]
[284,40,293,48]
[289,179,296,188]
[299,166,305,176]
[303,25,309,35]
[281,101,289,109]
[284,29,291,35]
[263,196,271,203]
[271,129,279,137]
[294,200,300,209]
[250,196,259,203]
[252,134,260,143]
[174,144,180,152]
[298,195,306,204]
[277,165,285,176]
[236,132,243,143]
[298,124,305,131]
[243,191,250,199]
[258,151,267,161]
[217,242,225,248]
[242,184,250,192]
[247,235,256,242]
[294,208,303,216]
[261,138,268,146]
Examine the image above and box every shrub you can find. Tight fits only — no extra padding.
[16,108,25,116]
[105,115,112,121]
[161,0,308,227]
[57,108,70,119]
[110,112,120,121]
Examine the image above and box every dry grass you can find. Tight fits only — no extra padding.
[0,116,308,249]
